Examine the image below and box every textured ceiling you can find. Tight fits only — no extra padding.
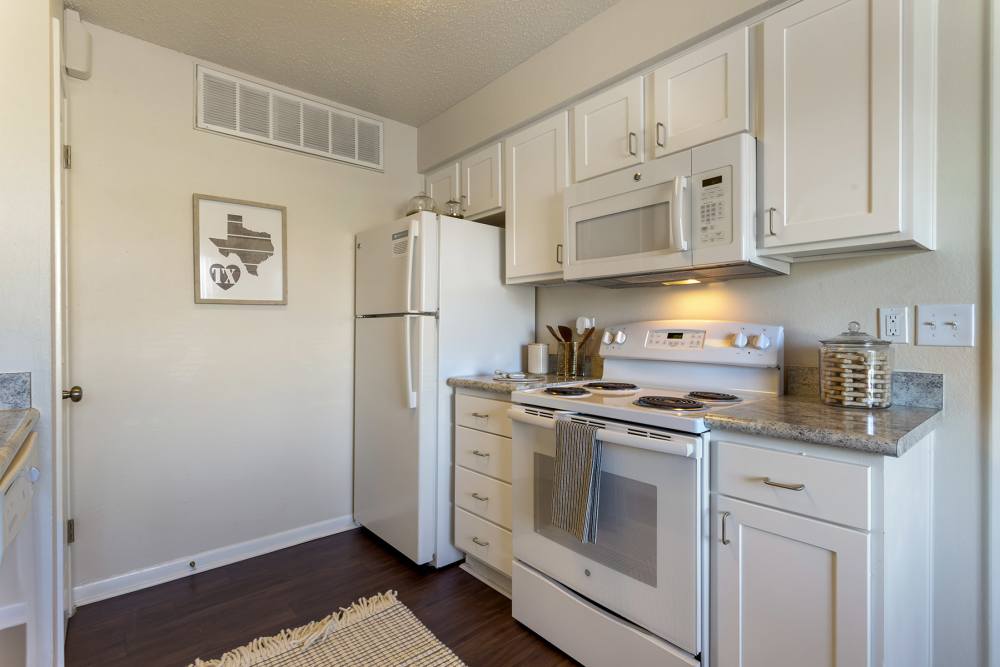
[67,0,620,126]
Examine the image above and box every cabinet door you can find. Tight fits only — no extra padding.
[573,77,643,181]
[713,496,870,667]
[460,142,503,218]
[425,161,459,210]
[760,0,901,249]
[504,112,568,283]
[652,28,749,158]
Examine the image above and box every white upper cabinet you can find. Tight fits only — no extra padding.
[713,496,871,667]
[461,142,503,218]
[652,28,750,158]
[573,77,644,181]
[425,162,459,211]
[505,112,568,284]
[759,0,936,256]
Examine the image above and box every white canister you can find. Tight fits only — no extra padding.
[527,343,549,374]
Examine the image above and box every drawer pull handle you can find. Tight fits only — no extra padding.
[627,131,638,156]
[471,492,489,502]
[721,511,731,545]
[471,412,489,419]
[471,449,491,458]
[655,122,666,148]
[472,536,490,547]
[763,477,806,492]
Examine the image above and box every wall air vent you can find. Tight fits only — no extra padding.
[196,65,384,171]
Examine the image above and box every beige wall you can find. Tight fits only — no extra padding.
[67,25,422,588]
[420,0,989,664]
[417,0,781,171]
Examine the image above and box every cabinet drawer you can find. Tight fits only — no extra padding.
[715,441,871,530]
[455,394,511,437]
[455,466,512,529]
[455,507,512,576]
[456,427,511,482]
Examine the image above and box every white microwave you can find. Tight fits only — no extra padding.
[563,133,788,286]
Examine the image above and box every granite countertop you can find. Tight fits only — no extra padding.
[0,408,39,480]
[705,394,942,457]
[447,374,597,395]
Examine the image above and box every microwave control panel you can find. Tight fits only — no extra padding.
[692,166,732,247]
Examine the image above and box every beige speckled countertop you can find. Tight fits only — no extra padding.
[447,374,597,395]
[0,408,39,480]
[705,395,942,457]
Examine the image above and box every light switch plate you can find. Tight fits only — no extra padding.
[915,304,976,346]
[878,305,909,343]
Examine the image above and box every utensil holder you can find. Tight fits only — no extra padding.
[556,341,580,377]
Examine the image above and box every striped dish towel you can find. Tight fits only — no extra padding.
[551,419,603,543]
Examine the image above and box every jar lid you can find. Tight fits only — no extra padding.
[820,321,891,347]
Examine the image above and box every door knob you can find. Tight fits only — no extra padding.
[62,386,83,402]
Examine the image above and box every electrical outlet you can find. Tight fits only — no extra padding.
[915,304,976,347]
[878,306,909,343]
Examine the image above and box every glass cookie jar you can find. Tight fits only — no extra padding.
[820,321,894,409]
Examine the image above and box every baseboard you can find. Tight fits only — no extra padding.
[0,602,26,630]
[73,514,357,606]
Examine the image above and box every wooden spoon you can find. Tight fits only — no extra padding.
[579,327,596,348]
[546,325,563,343]
[558,325,574,343]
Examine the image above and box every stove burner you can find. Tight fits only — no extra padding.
[687,391,741,402]
[634,395,706,411]
[545,387,591,397]
[583,382,639,391]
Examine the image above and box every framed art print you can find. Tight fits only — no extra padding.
[193,194,287,304]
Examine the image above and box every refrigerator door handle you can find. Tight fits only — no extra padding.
[405,219,420,313]
[403,315,418,409]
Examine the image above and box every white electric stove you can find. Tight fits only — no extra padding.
[508,320,784,667]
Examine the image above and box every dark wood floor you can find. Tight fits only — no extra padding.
[65,528,576,666]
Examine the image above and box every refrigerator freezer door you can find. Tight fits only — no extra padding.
[355,212,438,315]
[354,314,438,564]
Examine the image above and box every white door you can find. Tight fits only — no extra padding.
[354,315,438,564]
[355,213,438,315]
[460,142,503,218]
[652,28,749,158]
[713,496,870,667]
[52,28,74,631]
[425,161,459,211]
[573,76,644,181]
[504,112,568,283]
[760,0,902,248]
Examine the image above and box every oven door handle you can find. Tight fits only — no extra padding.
[507,408,574,429]
[595,429,700,458]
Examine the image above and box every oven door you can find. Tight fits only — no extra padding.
[563,150,692,281]
[509,405,704,655]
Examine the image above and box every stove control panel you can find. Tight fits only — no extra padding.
[646,329,705,350]
[600,319,784,368]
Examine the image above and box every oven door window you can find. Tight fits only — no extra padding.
[533,453,657,586]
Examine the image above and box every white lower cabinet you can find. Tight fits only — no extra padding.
[452,387,514,593]
[713,496,870,667]
[711,434,933,667]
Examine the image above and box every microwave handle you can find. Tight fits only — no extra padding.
[670,176,689,252]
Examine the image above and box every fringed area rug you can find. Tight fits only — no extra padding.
[189,591,466,667]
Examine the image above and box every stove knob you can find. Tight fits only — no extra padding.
[614,330,628,345]
[601,330,614,345]
[732,332,749,348]
[751,333,771,350]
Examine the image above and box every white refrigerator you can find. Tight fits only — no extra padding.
[354,211,534,567]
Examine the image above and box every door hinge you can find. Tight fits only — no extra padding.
[67,518,75,544]
[63,145,72,169]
